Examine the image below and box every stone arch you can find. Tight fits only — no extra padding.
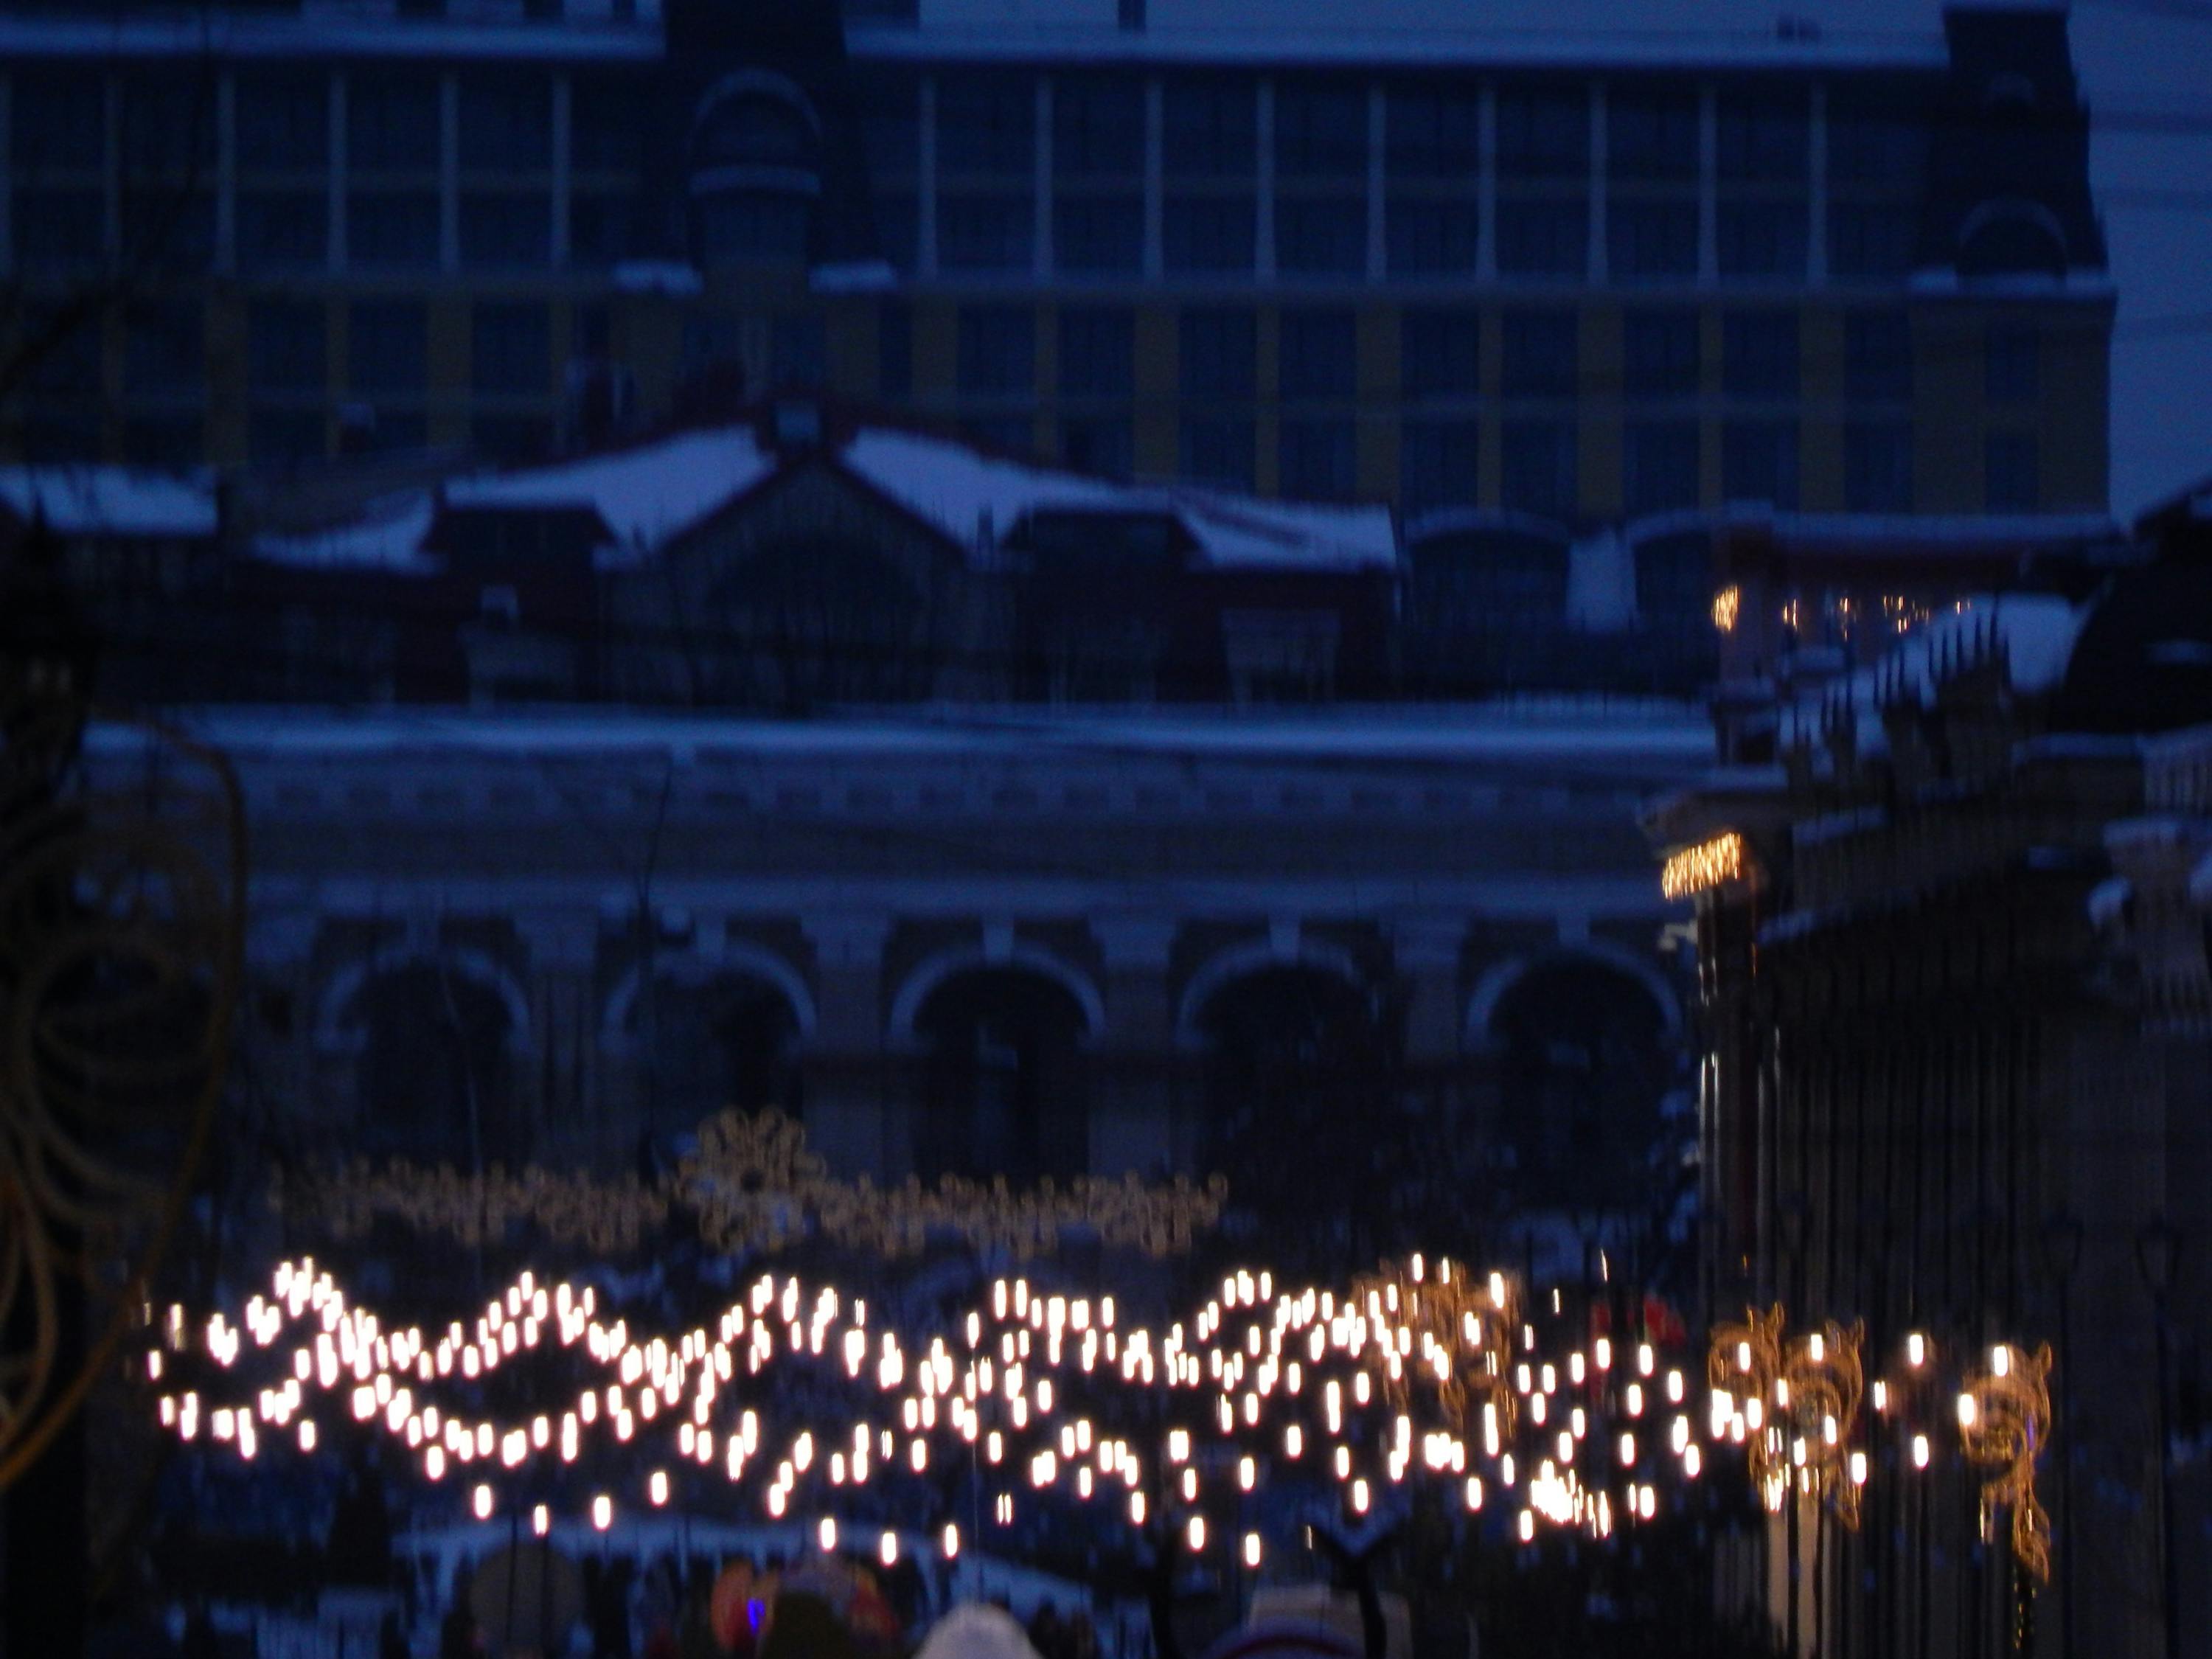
[1957,198,2070,281]
[687,70,824,268]
[601,939,818,1050]
[316,947,530,1057]
[1464,941,1682,1053]
[1467,946,1683,1214]
[888,942,1104,1048]
[1175,934,1367,1050]
[318,950,534,1164]
[906,961,1096,1184]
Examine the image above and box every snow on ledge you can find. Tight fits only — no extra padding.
[0,466,216,539]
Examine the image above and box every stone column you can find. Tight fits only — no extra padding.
[1091,917,1180,1178]
[802,914,894,1178]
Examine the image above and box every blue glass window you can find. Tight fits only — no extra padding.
[1845,312,1913,402]
[1624,420,1700,515]
[1500,420,1577,518]
[939,195,1033,272]
[1060,308,1134,399]
[1843,420,1914,511]
[1164,197,1255,274]
[1401,419,1479,513]
[1609,201,1698,282]
[959,307,1035,397]
[1607,91,1697,181]
[1054,77,1143,177]
[237,74,330,170]
[1495,88,1587,179]
[349,301,428,396]
[1387,199,1478,276]
[349,74,439,171]
[1180,416,1256,490]
[1279,417,1357,501]
[1054,196,1143,276]
[1722,313,1799,400]
[1722,420,1800,509]
[1402,310,1480,400]
[939,74,1035,174]
[1164,80,1256,177]
[1276,198,1366,276]
[1180,309,1256,398]
[473,302,550,398]
[1501,310,1578,398]
[1495,200,1588,276]
[1624,310,1700,399]
[1387,88,1479,180]
[1985,431,2039,512]
[1276,83,1366,178]
[1279,310,1357,400]
[1717,201,1807,279]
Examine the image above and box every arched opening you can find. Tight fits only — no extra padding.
[1958,201,2068,282]
[706,534,931,709]
[1482,956,1674,1214]
[1193,965,1391,1255]
[913,968,1090,1184]
[625,970,804,1135]
[347,960,521,1165]
[688,77,821,267]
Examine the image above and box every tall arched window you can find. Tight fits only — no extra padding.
[1193,965,1391,1257]
[1957,201,2068,282]
[626,970,803,1135]
[914,969,1090,1184]
[348,961,521,1165]
[1483,956,1674,1214]
[688,74,821,267]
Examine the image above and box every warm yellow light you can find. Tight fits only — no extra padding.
[1711,585,1741,633]
[1662,832,1747,901]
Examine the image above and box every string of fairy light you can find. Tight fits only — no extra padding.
[145,1259,2052,1583]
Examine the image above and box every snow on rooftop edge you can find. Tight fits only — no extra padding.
[0,466,216,538]
[445,427,773,552]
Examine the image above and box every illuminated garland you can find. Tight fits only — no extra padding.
[1660,832,1747,901]
[1707,1311,2051,1582]
[286,1110,1229,1260]
[1960,1341,2054,1582]
[148,1266,2054,1585]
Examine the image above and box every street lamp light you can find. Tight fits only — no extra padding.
[2134,1217,2183,1659]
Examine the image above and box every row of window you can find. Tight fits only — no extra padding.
[9,180,1912,285]
[21,294,2041,417]
[936,305,2024,404]
[879,190,1912,282]
[878,74,1921,187]
[13,68,1916,189]
[10,71,646,175]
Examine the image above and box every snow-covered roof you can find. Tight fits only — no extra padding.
[842,428,1396,573]
[1780,593,2090,753]
[252,421,1397,577]
[254,493,439,574]
[445,428,775,558]
[0,467,217,540]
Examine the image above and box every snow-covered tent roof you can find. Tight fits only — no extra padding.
[0,467,217,540]
[841,429,1395,574]
[444,427,776,558]
[251,419,1397,577]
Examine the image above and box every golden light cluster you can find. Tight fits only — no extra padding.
[1959,1341,2055,1582]
[289,1110,1228,1261]
[151,1264,2055,1582]
[151,1255,1698,1559]
[1705,1309,2054,1581]
[1660,832,1747,901]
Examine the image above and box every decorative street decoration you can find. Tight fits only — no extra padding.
[1959,1341,2056,1583]
[145,1258,2057,1585]
[286,1108,1229,1260]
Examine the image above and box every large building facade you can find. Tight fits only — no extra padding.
[1,0,2110,532]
